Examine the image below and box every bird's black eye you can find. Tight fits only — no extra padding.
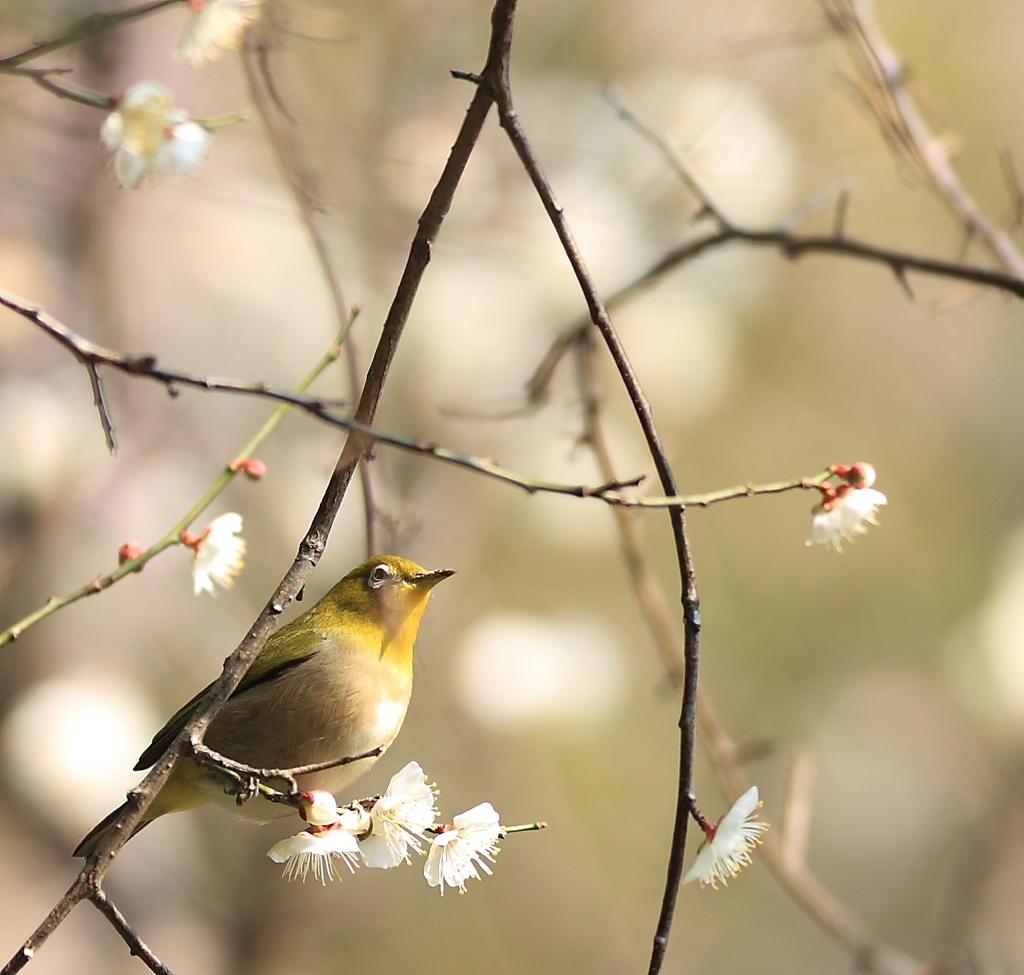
[368,563,392,589]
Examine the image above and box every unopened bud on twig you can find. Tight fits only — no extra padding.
[230,457,267,480]
[117,541,146,572]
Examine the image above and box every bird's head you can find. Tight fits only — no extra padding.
[325,555,454,660]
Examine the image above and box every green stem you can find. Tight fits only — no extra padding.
[610,469,834,509]
[0,321,355,649]
[502,822,548,834]
[0,0,180,68]
[197,110,249,130]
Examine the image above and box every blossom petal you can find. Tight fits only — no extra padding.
[191,512,246,596]
[424,803,501,894]
[360,761,438,869]
[267,827,360,883]
[176,0,264,69]
[683,786,769,890]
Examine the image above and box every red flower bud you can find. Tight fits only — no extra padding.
[118,541,146,572]
[179,530,203,551]
[230,457,267,480]
[833,462,876,488]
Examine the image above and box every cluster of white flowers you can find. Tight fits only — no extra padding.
[100,0,264,186]
[266,762,510,895]
[805,462,887,552]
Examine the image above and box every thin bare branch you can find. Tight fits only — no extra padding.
[698,695,931,975]
[780,752,817,873]
[575,338,686,686]
[191,742,385,799]
[242,36,381,558]
[89,892,175,975]
[481,53,701,975]
[824,0,1024,277]
[85,361,116,453]
[0,65,114,109]
[520,210,1024,415]
[573,341,929,975]
[0,0,178,68]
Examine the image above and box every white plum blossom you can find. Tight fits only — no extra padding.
[100,82,211,188]
[806,487,887,552]
[190,512,246,595]
[424,802,501,894]
[360,761,438,869]
[267,826,362,883]
[176,0,264,69]
[683,786,769,890]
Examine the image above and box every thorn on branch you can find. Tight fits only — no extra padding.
[450,68,482,83]
[126,354,157,373]
[833,188,850,237]
[891,263,915,300]
[85,362,116,453]
[590,474,646,495]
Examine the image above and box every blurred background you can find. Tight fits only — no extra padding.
[0,0,1023,973]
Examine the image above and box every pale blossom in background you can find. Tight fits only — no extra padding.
[457,613,627,730]
[361,761,438,868]
[191,512,246,595]
[424,802,502,894]
[100,82,211,189]
[176,0,264,69]
[683,786,769,890]
[0,674,157,832]
[806,487,888,552]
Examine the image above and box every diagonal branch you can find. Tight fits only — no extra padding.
[697,697,931,975]
[0,1,179,69]
[823,0,1024,276]
[89,892,175,975]
[0,326,349,650]
[0,65,115,109]
[0,2,519,970]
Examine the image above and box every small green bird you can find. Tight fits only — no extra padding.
[75,555,452,858]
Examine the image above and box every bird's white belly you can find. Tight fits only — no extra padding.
[370,697,409,745]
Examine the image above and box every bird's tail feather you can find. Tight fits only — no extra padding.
[73,803,150,858]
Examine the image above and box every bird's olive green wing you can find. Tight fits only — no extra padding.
[133,624,329,771]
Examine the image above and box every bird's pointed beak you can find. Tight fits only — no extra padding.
[414,568,455,589]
